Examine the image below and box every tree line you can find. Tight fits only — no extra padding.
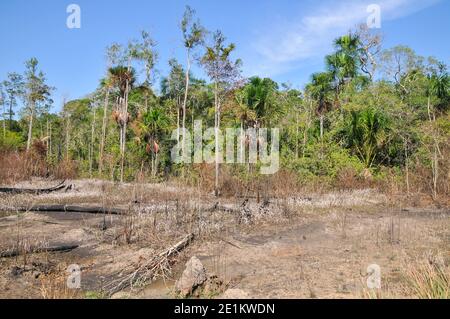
[0,7,448,198]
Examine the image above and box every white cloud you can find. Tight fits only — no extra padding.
[246,0,441,77]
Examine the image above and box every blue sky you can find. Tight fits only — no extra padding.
[0,0,449,113]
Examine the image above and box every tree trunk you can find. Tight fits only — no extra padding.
[99,89,109,175]
[427,96,439,200]
[177,105,180,145]
[3,205,124,215]
[319,114,324,140]
[404,138,410,195]
[427,96,432,122]
[214,83,220,197]
[295,112,299,159]
[49,121,52,162]
[0,244,79,258]
[120,60,132,183]
[154,152,159,178]
[181,49,191,158]
[0,180,66,194]
[240,120,244,163]
[432,142,438,200]
[9,99,13,131]
[89,109,96,177]
[2,103,6,139]
[26,101,35,152]
[66,116,70,159]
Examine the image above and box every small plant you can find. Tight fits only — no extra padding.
[404,260,449,299]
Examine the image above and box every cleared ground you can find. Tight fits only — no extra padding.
[0,179,448,299]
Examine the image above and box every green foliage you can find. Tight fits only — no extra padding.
[0,128,23,149]
[341,107,390,168]
[0,25,448,195]
[287,141,364,180]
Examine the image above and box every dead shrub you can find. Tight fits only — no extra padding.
[0,146,48,184]
[53,158,78,179]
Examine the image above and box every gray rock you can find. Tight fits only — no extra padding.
[175,256,207,297]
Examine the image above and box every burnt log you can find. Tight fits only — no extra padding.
[1,205,124,215]
[0,180,67,195]
[0,244,79,258]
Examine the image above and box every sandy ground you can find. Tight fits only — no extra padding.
[0,179,448,299]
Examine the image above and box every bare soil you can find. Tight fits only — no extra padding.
[0,179,448,299]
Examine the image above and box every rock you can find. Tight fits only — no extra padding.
[220,288,249,299]
[175,256,207,297]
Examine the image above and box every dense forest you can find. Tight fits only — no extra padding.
[0,7,448,200]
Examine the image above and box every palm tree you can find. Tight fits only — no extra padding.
[244,77,278,126]
[234,90,257,162]
[109,65,136,181]
[138,107,171,176]
[326,33,361,102]
[306,72,334,139]
[428,64,449,113]
[343,107,389,168]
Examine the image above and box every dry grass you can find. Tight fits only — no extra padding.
[404,260,450,299]
[40,268,83,299]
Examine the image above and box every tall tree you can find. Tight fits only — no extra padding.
[110,64,136,182]
[355,24,382,81]
[2,73,24,130]
[0,83,5,138]
[24,58,53,151]
[180,6,206,157]
[381,46,424,96]
[135,30,157,112]
[425,62,449,198]
[326,33,361,101]
[161,59,186,145]
[201,30,241,196]
[306,72,334,139]
[99,43,122,175]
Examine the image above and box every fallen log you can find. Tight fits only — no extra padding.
[1,205,124,215]
[0,244,79,258]
[104,233,195,295]
[0,180,67,195]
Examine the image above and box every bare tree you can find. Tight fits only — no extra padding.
[2,73,24,131]
[99,43,121,175]
[180,6,206,157]
[356,24,383,81]
[201,30,242,196]
[24,58,53,152]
